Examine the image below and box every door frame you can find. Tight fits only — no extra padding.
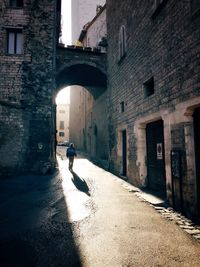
[122,129,127,176]
[146,119,166,197]
[193,107,200,216]
[117,125,128,177]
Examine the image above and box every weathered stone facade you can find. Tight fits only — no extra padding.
[107,0,200,218]
[81,5,107,51]
[71,0,106,44]
[0,0,59,176]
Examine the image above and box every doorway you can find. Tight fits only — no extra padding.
[146,120,166,197]
[122,129,127,176]
[193,107,200,216]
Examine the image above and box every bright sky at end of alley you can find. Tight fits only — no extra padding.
[56,87,70,104]
[56,1,71,105]
[61,0,71,45]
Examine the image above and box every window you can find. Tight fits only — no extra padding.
[10,0,23,7]
[120,101,125,112]
[59,132,64,137]
[143,77,154,97]
[87,37,90,47]
[191,0,200,14]
[59,121,64,130]
[59,110,65,114]
[152,0,167,18]
[154,0,164,9]
[94,125,98,136]
[119,25,126,60]
[7,29,23,54]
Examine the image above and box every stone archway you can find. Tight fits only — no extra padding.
[56,63,107,99]
[55,47,108,167]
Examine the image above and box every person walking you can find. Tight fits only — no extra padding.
[66,143,77,171]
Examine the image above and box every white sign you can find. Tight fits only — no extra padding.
[157,143,163,160]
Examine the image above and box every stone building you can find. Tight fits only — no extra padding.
[69,90,94,152]
[80,4,107,51]
[0,0,61,176]
[71,0,105,44]
[70,2,108,163]
[106,0,200,219]
[56,103,70,144]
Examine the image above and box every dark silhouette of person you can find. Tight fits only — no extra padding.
[66,143,77,171]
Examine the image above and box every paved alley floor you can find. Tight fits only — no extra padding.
[0,149,200,266]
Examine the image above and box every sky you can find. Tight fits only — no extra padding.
[56,0,71,105]
[61,0,72,45]
[56,88,70,104]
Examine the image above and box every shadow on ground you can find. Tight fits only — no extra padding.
[0,171,82,267]
[71,170,90,196]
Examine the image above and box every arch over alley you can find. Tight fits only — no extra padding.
[56,46,107,99]
[55,46,108,167]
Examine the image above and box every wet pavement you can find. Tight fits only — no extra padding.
[0,147,200,266]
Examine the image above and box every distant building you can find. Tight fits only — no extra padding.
[80,4,107,52]
[70,1,107,163]
[56,104,70,143]
[71,0,105,44]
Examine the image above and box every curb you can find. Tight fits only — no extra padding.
[116,178,200,242]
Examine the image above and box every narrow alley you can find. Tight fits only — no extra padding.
[0,148,200,267]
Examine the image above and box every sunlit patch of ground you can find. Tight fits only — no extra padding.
[58,157,92,222]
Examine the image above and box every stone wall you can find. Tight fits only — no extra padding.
[0,0,57,176]
[107,0,200,217]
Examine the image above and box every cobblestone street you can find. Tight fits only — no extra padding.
[0,148,200,266]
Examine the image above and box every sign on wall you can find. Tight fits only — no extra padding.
[157,143,163,160]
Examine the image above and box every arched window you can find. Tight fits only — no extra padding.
[119,25,126,60]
